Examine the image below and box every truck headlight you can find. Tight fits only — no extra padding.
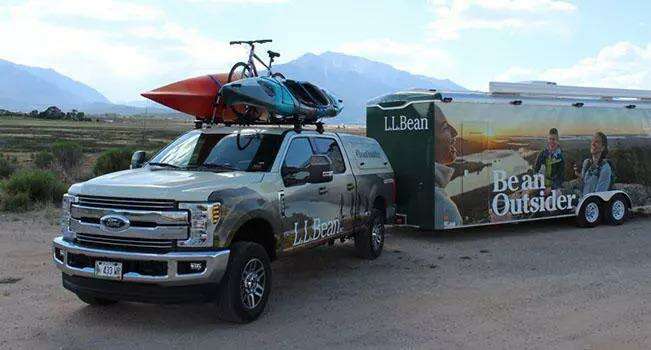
[61,194,78,240]
[179,202,221,248]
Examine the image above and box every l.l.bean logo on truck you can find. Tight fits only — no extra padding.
[293,217,342,246]
[384,115,428,132]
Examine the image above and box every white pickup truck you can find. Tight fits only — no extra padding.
[53,125,395,322]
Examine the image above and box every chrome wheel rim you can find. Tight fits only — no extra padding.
[240,258,265,310]
[611,200,626,221]
[371,219,383,251]
[585,202,600,223]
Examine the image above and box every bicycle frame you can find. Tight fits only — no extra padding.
[245,44,273,77]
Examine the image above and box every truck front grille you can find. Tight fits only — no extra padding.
[77,195,177,211]
[76,233,175,250]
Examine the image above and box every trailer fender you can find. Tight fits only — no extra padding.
[575,190,632,216]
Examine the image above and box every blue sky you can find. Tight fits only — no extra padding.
[1,0,649,102]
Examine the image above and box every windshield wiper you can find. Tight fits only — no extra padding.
[148,162,181,169]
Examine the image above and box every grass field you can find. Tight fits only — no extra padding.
[0,116,194,165]
[0,116,366,166]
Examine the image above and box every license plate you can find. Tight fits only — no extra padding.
[95,261,123,280]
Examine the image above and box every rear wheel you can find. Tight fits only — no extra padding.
[76,293,118,306]
[354,209,385,259]
[227,62,261,122]
[605,194,628,225]
[577,197,602,227]
[271,72,286,80]
[216,242,271,323]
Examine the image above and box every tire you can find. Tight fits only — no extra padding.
[577,197,602,227]
[76,293,118,306]
[227,62,261,122]
[354,209,385,259]
[227,62,253,82]
[605,194,629,225]
[217,242,272,323]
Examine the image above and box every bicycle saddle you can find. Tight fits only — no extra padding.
[267,50,280,58]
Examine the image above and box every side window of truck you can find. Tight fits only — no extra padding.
[311,137,346,174]
[281,137,313,186]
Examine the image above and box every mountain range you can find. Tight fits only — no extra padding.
[273,52,465,123]
[0,52,466,123]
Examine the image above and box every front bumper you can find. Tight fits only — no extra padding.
[52,236,230,287]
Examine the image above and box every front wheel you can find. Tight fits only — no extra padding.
[228,62,261,122]
[605,194,628,225]
[577,197,602,227]
[354,209,385,259]
[216,242,272,323]
[228,62,253,82]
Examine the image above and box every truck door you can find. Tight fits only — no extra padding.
[310,136,357,234]
[279,137,341,250]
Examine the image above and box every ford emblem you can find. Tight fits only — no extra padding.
[100,214,130,232]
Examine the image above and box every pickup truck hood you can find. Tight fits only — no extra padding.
[68,168,265,201]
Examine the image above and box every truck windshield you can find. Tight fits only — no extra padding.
[149,130,283,172]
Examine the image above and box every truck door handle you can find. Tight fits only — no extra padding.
[318,186,328,195]
[346,183,355,191]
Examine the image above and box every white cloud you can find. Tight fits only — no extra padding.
[0,0,247,102]
[426,0,576,40]
[187,0,288,3]
[10,0,165,22]
[336,38,454,78]
[495,42,651,89]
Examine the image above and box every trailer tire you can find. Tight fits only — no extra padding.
[605,194,628,225]
[76,293,118,306]
[354,209,385,260]
[577,197,602,227]
[216,242,271,323]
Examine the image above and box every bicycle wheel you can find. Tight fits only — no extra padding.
[227,63,261,122]
[228,62,253,82]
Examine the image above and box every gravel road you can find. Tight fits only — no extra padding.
[1,212,650,350]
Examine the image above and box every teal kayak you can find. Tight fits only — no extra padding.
[219,76,343,121]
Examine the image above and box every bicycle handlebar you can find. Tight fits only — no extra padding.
[230,39,272,45]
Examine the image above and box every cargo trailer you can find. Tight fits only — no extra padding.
[367,81,651,230]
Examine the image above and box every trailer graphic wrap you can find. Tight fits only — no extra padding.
[367,92,651,230]
[435,102,651,229]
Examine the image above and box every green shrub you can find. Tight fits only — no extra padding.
[1,192,30,212]
[93,148,135,176]
[33,151,54,169]
[0,155,17,178]
[52,141,83,169]
[2,170,67,208]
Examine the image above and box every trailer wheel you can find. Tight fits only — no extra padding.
[605,194,628,225]
[76,293,118,306]
[577,197,602,227]
[354,209,385,259]
[216,242,271,323]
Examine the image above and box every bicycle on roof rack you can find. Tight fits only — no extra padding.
[228,39,286,82]
[227,39,286,121]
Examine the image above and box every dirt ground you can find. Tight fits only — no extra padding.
[1,212,650,350]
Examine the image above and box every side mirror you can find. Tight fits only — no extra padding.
[131,151,146,169]
[307,155,333,184]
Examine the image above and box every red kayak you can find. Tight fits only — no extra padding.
[142,73,243,122]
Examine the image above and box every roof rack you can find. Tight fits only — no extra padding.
[489,81,651,101]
